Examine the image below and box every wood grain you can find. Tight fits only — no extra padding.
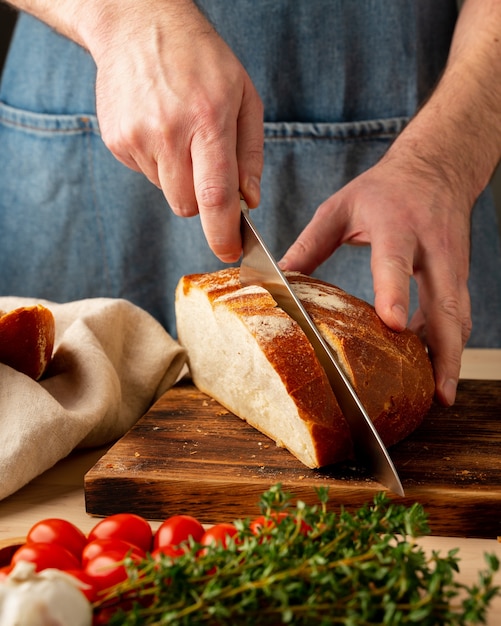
[84,380,501,539]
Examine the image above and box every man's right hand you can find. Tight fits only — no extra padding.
[85,0,264,262]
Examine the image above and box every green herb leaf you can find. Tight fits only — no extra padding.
[95,485,499,625]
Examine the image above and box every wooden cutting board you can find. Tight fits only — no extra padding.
[85,379,501,539]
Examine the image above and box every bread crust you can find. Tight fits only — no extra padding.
[286,273,435,448]
[175,268,434,468]
[0,305,55,380]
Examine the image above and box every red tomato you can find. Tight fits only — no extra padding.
[200,523,238,549]
[11,542,80,572]
[26,518,87,560]
[82,538,146,567]
[151,544,186,561]
[250,512,290,535]
[153,515,205,550]
[84,550,140,591]
[65,568,100,602]
[250,512,311,537]
[88,513,153,553]
[150,545,185,586]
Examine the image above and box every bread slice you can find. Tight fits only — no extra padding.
[175,268,434,468]
[0,304,55,380]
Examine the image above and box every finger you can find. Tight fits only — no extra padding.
[237,81,264,209]
[415,268,471,407]
[136,115,198,216]
[157,145,199,218]
[371,232,415,332]
[279,199,348,274]
[191,120,242,262]
[99,113,163,188]
[103,114,200,213]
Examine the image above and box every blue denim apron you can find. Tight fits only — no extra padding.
[1,2,500,345]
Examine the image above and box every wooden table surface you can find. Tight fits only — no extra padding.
[0,349,500,621]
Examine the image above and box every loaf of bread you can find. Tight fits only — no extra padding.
[0,304,55,380]
[175,268,435,468]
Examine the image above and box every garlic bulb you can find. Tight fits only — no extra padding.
[0,561,92,626]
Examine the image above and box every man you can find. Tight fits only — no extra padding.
[1,0,500,407]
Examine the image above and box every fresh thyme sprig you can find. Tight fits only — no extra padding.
[95,485,499,625]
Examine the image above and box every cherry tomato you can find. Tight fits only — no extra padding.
[84,550,140,591]
[65,568,100,602]
[82,538,145,567]
[153,515,205,550]
[149,545,186,586]
[200,523,238,549]
[250,512,311,537]
[11,542,80,572]
[151,544,186,561]
[26,518,87,560]
[249,512,289,534]
[88,513,153,553]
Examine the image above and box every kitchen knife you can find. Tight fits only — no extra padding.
[239,200,405,496]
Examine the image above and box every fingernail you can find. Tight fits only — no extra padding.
[220,253,239,264]
[245,176,261,206]
[443,378,458,406]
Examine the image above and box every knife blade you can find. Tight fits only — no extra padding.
[239,200,404,496]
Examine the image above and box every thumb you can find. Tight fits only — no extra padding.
[279,202,344,274]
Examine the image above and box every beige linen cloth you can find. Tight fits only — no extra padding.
[0,297,187,500]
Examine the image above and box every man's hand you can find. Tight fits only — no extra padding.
[279,150,472,407]
[90,1,264,262]
[9,0,264,262]
[282,0,501,407]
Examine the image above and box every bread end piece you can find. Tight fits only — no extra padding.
[0,305,55,380]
